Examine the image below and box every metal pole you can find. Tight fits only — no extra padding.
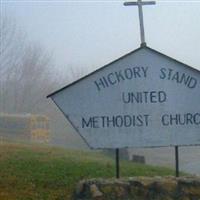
[175,146,179,177]
[116,148,120,178]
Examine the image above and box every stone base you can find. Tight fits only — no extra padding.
[74,176,200,200]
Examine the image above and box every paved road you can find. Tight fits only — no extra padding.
[128,146,200,175]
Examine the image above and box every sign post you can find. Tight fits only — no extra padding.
[116,148,120,178]
[175,146,179,177]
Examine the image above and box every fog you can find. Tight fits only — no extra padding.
[1,0,200,175]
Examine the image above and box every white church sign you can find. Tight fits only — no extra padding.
[47,46,200,149]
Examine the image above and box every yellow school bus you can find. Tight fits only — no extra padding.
[0,113,50,143]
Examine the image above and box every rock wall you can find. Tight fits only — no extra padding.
[74,176,200,200]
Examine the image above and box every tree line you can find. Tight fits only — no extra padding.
[0,17,56,114]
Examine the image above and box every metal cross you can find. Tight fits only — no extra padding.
[124,0,156,46]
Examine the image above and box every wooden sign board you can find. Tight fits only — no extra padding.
[48,46,200,149]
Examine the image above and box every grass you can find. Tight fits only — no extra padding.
[0,142,177,200]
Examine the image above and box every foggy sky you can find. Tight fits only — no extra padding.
[2,0,200,81]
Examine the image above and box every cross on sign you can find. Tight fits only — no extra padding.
[124,0,156,46]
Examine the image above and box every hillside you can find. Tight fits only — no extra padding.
[0,142,177,200]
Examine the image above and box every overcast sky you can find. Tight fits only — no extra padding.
[1,0,200,79]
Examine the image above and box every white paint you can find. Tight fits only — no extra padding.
[49,46,200,149]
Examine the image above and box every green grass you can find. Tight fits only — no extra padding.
[0,142,177,200]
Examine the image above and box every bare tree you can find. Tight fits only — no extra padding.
[0,17,26,75]
[0,16,55,114]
